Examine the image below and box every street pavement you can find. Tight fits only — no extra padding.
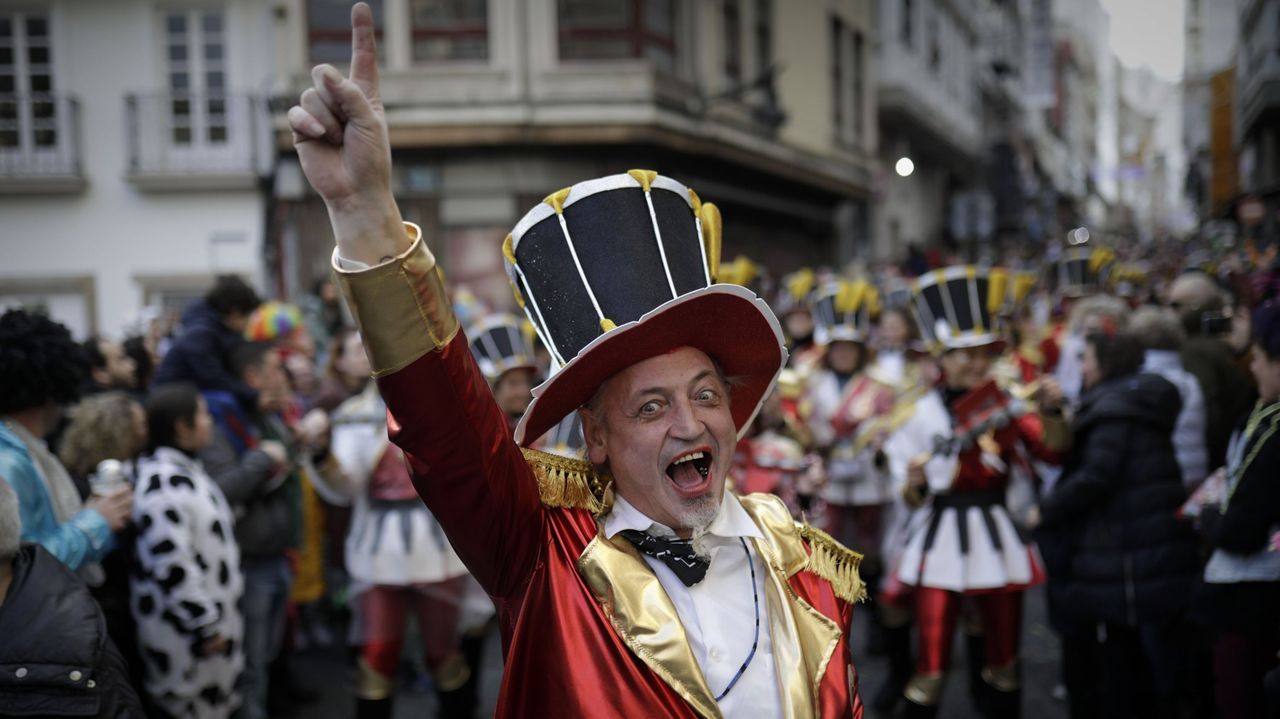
[299,586,1067,719]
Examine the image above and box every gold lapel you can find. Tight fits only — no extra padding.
[741,495,846,718]
[577,531,722,719]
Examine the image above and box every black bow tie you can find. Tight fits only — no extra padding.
[618,529,711,587]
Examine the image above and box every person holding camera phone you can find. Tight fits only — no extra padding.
[1168,272,1258,471]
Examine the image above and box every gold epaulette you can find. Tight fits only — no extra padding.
[797,523,868,604]
[521,447,612,516]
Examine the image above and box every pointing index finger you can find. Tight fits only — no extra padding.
[349,2,380,101]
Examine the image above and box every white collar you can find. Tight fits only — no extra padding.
[603,490,764,543]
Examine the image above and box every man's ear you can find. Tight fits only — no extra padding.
[578,407,608,466]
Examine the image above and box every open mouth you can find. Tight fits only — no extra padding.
[665,448,714,496]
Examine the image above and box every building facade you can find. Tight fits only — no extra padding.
[873,0,982,260]
[0,0,275,338]
[1236,0,1280,242]
[269,0,878,311]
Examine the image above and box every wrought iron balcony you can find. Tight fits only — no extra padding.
[0,94,85,192]
[125,92,264,189]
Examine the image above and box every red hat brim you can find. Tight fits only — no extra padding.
[514,285,787,446]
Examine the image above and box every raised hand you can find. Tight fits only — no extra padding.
[288,2,408,265]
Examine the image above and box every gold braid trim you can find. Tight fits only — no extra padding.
[797,523,868,604]
[521,447,612,516]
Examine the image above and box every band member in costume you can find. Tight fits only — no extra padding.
[326,342,475,719]
[807,280,892,578]
[468,312,540,434]
[1052,244,1118,405]
[731,386,826,520]
[775,269,824,373]
[882,267,1068,718]
[288,8,868,716]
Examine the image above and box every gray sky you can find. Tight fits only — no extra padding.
[1099,0,1187,80]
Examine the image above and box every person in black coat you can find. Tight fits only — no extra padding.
[1034,329,1200,719]
[0,479,143,718]
[152,275,261,410]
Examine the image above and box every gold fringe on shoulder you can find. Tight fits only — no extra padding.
[797,523,868,604]
[521,447,612,516]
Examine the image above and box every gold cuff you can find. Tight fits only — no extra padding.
[332,223,459,377]
[982,660,1020,692]
[904,672,946,706]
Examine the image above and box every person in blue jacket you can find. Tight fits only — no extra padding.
[0,309,133,578]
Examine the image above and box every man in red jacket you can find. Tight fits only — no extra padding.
[287,6,866,717]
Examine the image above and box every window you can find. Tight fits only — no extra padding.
[558,0,676,73]
[722,0,741,84]
[852,30,863,142]
[0,12,58,152]
[754,0,771,78]
[411,0,488,62]
[831,17,864,146]
[309,0,384,64]
[165,10,227,146]
[928,1,940,73]
[901,0,913,48]
[830,16,843,139]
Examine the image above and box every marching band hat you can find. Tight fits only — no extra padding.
[468,312,538,383]
[988,268,1039,316]
[1056,245,1117,298]
[503,170,787,446]
[879,277,913,310]
[910,266,1008,354]
[812,279,880,346]
[718,255,766,295]
[772,268,818,318]
[541,411,587,459]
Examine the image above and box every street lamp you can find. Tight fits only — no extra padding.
[895,157,915,177]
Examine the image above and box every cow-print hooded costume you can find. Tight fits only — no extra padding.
[131,446,244,718]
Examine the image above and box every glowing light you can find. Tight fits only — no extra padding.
[894,157,915,177]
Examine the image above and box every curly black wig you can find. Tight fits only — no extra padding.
[0,309,88,414]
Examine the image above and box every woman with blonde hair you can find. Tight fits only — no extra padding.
[58,390,149,691]
[59,391,147,493]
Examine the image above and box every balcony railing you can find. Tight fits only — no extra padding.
[0,94,85,191]
[125,92,263,188]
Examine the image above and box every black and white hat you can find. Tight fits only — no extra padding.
[467,313,537,383]
[1056,246,1116,298]
[812,279,880,346]
[910,266,1007,353]
[503,170,787,446]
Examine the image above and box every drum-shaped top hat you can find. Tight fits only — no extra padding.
[1057,245,1117,298]
[910,266,1008,353]
[772,268,818,318]
[503,169,787,446]
[541,411,586,459]
[467,313,538,383]
[812,279,880,346]
[879,277,913,310]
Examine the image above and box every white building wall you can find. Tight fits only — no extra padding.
[0,0,273,338]
[874,0,982,258]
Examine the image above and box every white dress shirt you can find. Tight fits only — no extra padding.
[603,492,783,718]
